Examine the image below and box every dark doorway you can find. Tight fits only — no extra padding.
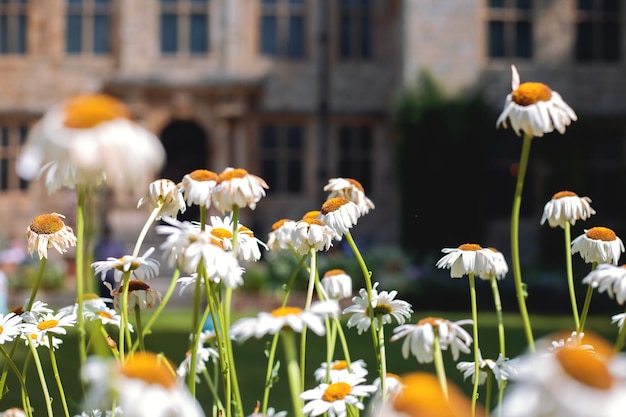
[159,120,209,222]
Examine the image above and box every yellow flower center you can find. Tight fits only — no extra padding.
[119,352,176,389]
[97,311,114,320]
[302,211,321,220]
[586,227,617,242]
[302,218,326,227]
[346,178,365,193]
[511,82,553,106]
[552,190,578,199]
[0,326,4,335]
[324,269,347,278]
[219,168,249,182]
[392,372,460,417]
[371,303,392,316]
[331,360,348,370]
[417,317,443,326]
[272,219,292,230]
[29,214,65,235]
[555,347,613,390]
[239,226,254,237]
[82,293,101,301]
[115,259,140,271]
[189,169,219,182]
[321,198,350,215]
[37,319,59,331]
[128,280,150,292]
[271,306,303,317]
[458,243,482,251]
[211,228,233,240]
[63,94,131,129]
[322,381,352,402]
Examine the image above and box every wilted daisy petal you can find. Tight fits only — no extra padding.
[582,263,626,305]
[266,218,297,251]
[92,247,160,283]
[213,167,269,213]
[291,218,335,255]
[324,177,375,216]
[571,227,625,265]
[137,179,186,220]
[321,269,353,300]
[26,213,77,259]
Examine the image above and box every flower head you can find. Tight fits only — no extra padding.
[266,218,297,251]
[92,247,160,283]
[435,243,497,278]
[324,177,375,216]
[571,227,624,265]
[321,269,353,300]
[457,351,515,389]
[17,93,165,193]
[541,191,595,229]
[390,317,473,363]
[0,313,23,344]
[343,282,413,335]
[110,280,161,312]
[582,263,626,305]
[291,218,335,255]
[313,359,368,383]
[478,247,509,280]
[213,167,269,213]
[21,310,77,347]
[137,179,186,220]
[300,373,377,417]
[319,197,361,241]
[180,169,220,208]
[208,215,267,262]
[496,65,577,138]
[26,213,77,259]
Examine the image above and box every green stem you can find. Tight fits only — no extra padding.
[432,328,448,399]
[118,271,132,362]
[281,329,305,417]
[134,304,145,351]
[578,262,597,333]
[563,223,580,330]
[26,257,47,311]
[76,186,88,366]
[27,338,54,417]
[262,332,281,414]
[490,277,506,357]
[132,206,162,258]
[188,265,203,395]
[0,344,30,412]
[469,273,480,417]
[201,367,225,412]
[48,335,70,417]
[299,249,317,390]
[377,323,388,404]
[485,373,493,417]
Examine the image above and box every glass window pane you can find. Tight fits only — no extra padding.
[361,12,371,58]
[262,0,276,4]
[287,126,302,150]
[601,0,620,13]
[260,15,277,55]
[577,0,593,11]
[67,0,82,3]
[0,15,6,54]
[516,0,531,10]
[488,21,505,57]
[66,14,82,54]
[489,0,505,7]
[261,126,277,149]
[340,13,352,58]
[160,14,178,53]
[190,14,208,53]
[19,125,27,144]
[602,22,620,61]
[515,21,532,58]
[94,0,110,3]
[575,21,593,61]
[286,160,302,192]
[261,160,277,189]
[0,159,7,191]
[17,14,26,53]
[1,127,8,147]
[93,14,110,54]
[287,15,304,58]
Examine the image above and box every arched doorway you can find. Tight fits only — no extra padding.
[159,120,209,222]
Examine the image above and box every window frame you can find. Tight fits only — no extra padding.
[258,0,307,60]
[0,122,29,192]
[0,0,28,56]
[65,0,114,56]
[574,0,621,63]
[159,0,212,57]
[335,0,374,61]
[486,0,534,60]
[258,122,306,195]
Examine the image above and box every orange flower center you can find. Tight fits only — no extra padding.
[29,214,65,235]
[302,211,321,220]
[37,319,59,331]
[586,227,617,242]
[321,198,350,215]
[0,326,4,335]
[555,347,613,390]
[346,178,365,193]
[322,382,352,402]
[189,169,219,182]
[271,306,303,317]
[128,280,150,291]
[511,82,553,106]
[211,228,233,240]
[119,352,176,389]
[552,190,578,199]
[115,259,140,271]
[63,94,131,129]
[417,317,443,326]
[219,168,248,181]
[272,219,293,230]
[301,218,326,227]
[324,269,347,278]
[458,243,482,251]
[97,311,114,320]
[331,360,348,370]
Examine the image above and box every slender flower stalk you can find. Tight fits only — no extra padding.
[578,262,598,333]
[490,277,506,357]
[432,328,448,399]
[281,329,305,417]
[48,334,70,417]
[300,248,318,390]
[469,273,480,417]
[76,187,88,366]
[613,305,626,353]
[27,338,54,417]
[563,222,579,329]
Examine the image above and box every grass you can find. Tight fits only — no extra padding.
[0,306,619,415]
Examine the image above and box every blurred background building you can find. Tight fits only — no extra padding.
[0,0,625,267]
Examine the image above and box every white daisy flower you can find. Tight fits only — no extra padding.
[21,310,77,346]
[582,263,626,305]
[137,179,186,220]
[230,300,339,342]
[248,406,287,417]
[302,210,321,221]
[17,93,165,193]
[213,167,269,213]
[319,197,361,241]
[456,351,515,389]
[92,247,160,283]
[110,280,161,312]
[0,408,27,417]
[313,359,368,383]
[266,218,297,251]
[541,191,596,229]
[496,65,577,138]
[84,303,131,331]
[435,243,497,278]
[26,213,77,259]
[343,282,413,335]
[176,344,219,383]
[612,313,626,330]
[390,317,473,363]
[372,372,404,400]
[208,215,267,262]
[478,247,509,280]
[22,299,54,318]
[0,313,22,344]
[321,269,353,300]
[496,335,626,417]
[81,352,205,417]
[324,177,375,216]
[180,169,220,208]
[57,293,114,319]
[156,216,205,268]
[291,218,335,255]
[572,227,625,265]
[300,373,377,417]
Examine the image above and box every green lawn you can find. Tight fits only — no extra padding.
[0,308,619,415]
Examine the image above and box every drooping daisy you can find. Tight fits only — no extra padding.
[81,351,205,417]
[541,191,596,229]
[300,373,377,417]
[16,93,165,193]
[291,218,335,255]
[571,227,625,265]
[230,300,339,342]
[137,179,186,220]
[0,313,22,344]
[208,215,267,262]
[435,243,497,278]
[92,247,160,283]
[110,280,161,312]
[302,211,321,221]
[266,218,297,251]
[26,213,77,259]
[343,282,413,335]
[324,177,375,216]
[21,310,77,346]
[496,333,626,417]
[478,247,509,280]
[582,263,626,305]
[389,317,473,363]
[321,269,353,300]
[313,359,368,383]
[213,167,269,213]
[496,65,577,138]
[319,197,361,241]
[180,169,220,208]
[456,351,515,389]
